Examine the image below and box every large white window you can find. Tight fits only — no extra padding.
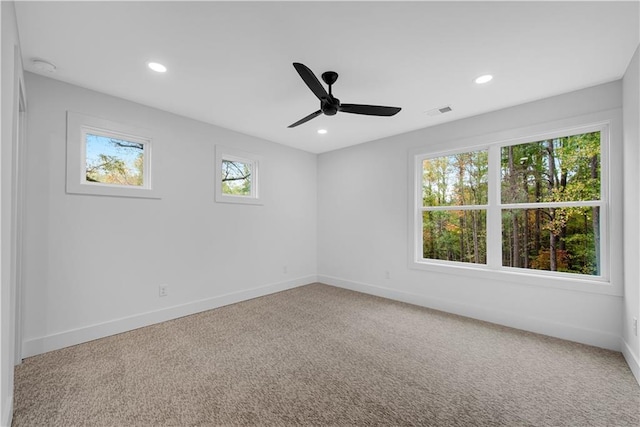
[410,111,622,294]
[66,112,159,198]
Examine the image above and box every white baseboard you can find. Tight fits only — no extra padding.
[2,395,13,427]
[23,275,316,358]
[621,339,640,386]
[318,275,621,351]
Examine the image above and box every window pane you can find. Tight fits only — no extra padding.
[85,134,144,186]
[222,160,252,196]
[501,131,600,204]
[502,207,600,275]
[423,150,488,206]
[422,210,487,263]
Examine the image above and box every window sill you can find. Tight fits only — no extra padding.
[215,194,263,205]
[66,182,161,199]
[410,259,622,297]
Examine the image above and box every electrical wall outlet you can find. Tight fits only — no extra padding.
[159,285,168,297]
[283,265,288,274]
[633,317,638,337]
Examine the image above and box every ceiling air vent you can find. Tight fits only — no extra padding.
[425,105,453,116]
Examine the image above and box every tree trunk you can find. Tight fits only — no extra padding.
[559,159,568,252]
[508,146,520,267]
[522,172,530,268]
[522,210,529,269]
[547,140,557,271]
[459,215,464,262]
[549,212,557,271]
[472,210,479,264]
[535,181,542,254]
[457,158,465,262]
[591,154,600,274]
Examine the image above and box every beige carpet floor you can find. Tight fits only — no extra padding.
[12,283,640,426]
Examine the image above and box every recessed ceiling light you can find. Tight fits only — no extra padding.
[32,59,56,73]
[317,129,327,135]
[147,62,167,73]
[474,74,493,84]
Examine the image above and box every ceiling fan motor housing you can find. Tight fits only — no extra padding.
[321,97,340,116]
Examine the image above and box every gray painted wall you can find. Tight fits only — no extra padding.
[318,81,626,352]
[21,73,318,356]
[623,45,640,381]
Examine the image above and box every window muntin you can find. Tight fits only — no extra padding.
[84,131,146,187]
[416,126,607,281]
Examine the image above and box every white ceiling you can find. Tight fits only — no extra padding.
[15,1,640,154]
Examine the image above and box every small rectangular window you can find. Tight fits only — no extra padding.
[215,146,261,205]
[66,112,159,199]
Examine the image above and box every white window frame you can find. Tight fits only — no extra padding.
[215,145,262,205]
[408,110,622,296]
[66,111,159,199]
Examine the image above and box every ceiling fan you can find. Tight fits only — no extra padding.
[288,62,401,128]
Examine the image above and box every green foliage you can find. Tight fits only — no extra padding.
[423,210,487,264]
[422,150,488,264]
[422,131,601,276]
[499,132,600,274]
[423,150,488,206]
[530,249,569,271]
[86,144,143,186]
[221,160,251,195]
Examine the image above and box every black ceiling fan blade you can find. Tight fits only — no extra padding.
[288,110,323,128]
[293,63,329,101]
[339,104,401,116]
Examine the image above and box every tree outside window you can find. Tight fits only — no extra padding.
[85,134,145,186]
[215,146,261,205]
[221,160,251,196]
[500,132,601,275]
[422,150,488,264]
[419,130,603,277]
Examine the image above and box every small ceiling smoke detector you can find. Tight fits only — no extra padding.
[425,105,453,116]
[147,62,167,73]
[32,59,56,73]
[474,74,493,84]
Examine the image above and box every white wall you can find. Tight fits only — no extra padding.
[623,45,640,382]
[21,73,317,357]
[1,1,24,425]
[318,81,625,352]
